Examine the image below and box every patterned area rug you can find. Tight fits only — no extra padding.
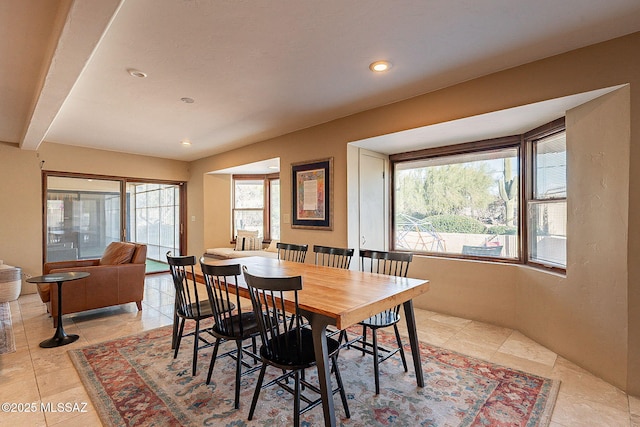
[69,325,559,426]
[0,302,16,354]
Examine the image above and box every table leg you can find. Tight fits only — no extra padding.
[39,281,79,348]
[308,313,336,427]
[403,299,424,387]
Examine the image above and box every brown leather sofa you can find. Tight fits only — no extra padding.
[37,242,147,327]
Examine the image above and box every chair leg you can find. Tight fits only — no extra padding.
[206,338,222,384]
[338,329,347,346]
[234,340,242,409]
[393,324,408,372]
[192,320,200,376]
[171,311,179,349]
[361,325,367,356]
[251,336,257,362]
[334,330,347,361]
[174,318,185,359]
[372,328,380,395]
[293,370,301,427]
[248,363,267,421]
[332,355,350,418]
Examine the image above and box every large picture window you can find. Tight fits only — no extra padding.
[232,174,280,241]
[391,119,566,272]
[394,145,519,259]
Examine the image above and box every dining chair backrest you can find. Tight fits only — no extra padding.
[359,249,413,278]
[357,249,413,394]
[243,266,304,362]
[276,242,308,263]
[166,252,204,318]
[313,245,354,269]
[200,262,246,337]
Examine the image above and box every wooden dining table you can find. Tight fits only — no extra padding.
[193,256,429,427]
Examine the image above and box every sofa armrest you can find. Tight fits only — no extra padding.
[115,263,147,303]
[44,259,99,274]
[38,259,100,303]
[46,264,119,318]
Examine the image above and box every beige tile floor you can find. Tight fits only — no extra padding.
[1,273,638,426]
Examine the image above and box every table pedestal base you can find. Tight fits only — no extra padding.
[40,279,79,348]
[40,333,79,348]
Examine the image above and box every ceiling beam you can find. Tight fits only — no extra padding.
[20,0,123,151]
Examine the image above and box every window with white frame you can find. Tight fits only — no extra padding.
[232,174,279,241]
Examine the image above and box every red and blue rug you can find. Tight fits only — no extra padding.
[69,325,559,426]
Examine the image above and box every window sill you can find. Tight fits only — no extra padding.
[412,252,566,277]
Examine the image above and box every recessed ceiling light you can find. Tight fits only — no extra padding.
[181,97,195,104]
[180,139,192,146]
[127,68,147,78]
[369,60,392,73]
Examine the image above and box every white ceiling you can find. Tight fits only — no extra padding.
[3,0,640,162]
[209,157,280,175]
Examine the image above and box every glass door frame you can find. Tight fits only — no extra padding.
[42,171,187,265]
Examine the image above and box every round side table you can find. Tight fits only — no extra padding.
[27,271,90,348]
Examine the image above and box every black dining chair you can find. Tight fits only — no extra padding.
[313,245,354,270]
[243,266,350,427]
[200,261,261,409]
[313,245,354,343]
[356,249,413,394]
[167,252,229,376]
[276,242,308,263]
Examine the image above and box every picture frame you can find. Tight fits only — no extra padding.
[291,157,333,230]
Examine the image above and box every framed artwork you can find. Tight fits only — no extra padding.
[291,157,333,230]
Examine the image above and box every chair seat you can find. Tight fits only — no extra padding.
[360,310,400,328]
[261,327,340,368]
[212,312,259,339]
[177,299,235,320]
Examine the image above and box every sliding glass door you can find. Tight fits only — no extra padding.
[126,183,181,266]
[46,176,122,262]
[44,173,185,273]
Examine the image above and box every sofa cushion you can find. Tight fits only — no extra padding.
[99,242,136,265]
[234,230,261,251]
[129,243,147,264]
[265,239,279,253]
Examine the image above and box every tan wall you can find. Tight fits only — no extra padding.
[191,131,352,253]
[518,87,631,388]
[188,32,640,393]
[0,142,189,291]
[0,143,42,290]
